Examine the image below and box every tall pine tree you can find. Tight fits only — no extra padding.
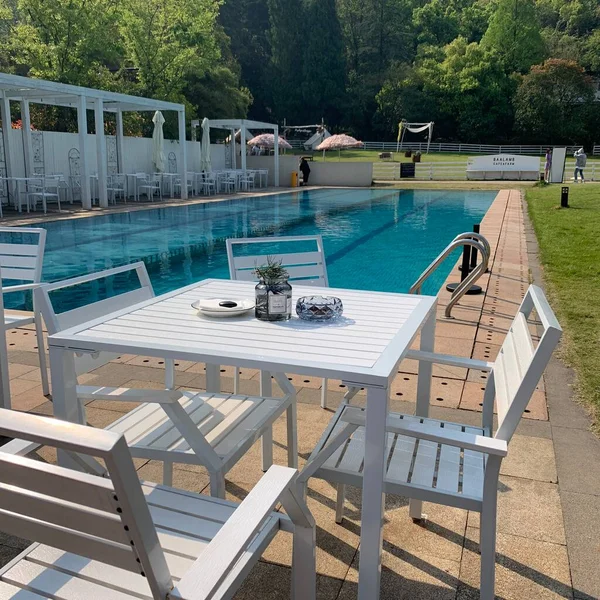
[267,0,304,122]
[482,0,545,73]
[301,0,346,126]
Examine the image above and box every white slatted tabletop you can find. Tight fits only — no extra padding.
[48,279,436,387]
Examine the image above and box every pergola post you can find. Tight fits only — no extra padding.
[95,99,108,208]
[241,123,247,173]
[0,94,14,182]
[77,95,91,209]
[231,128,236,169]
[20,100,34,178]
[273,124,279,187]
[115,110,125,174]
[178,109,188,199]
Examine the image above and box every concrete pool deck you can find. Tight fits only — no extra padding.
[1,188,599,599]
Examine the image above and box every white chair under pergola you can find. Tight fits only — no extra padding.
[0,72,189,209]
[191,118,281,187]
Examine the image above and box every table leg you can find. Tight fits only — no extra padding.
[0,327,11,409]
[416,305,436,417]
[357,385,388,599]
[49,345,85,468]
[260,371,273,471]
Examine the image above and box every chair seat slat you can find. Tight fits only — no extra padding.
[2,559,137,600]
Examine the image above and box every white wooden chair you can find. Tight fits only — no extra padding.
[107,174,127,204]
[35,262,298,498]
[0,409,316,600]
[226,235,345,408]
[299,285,561,600]
[0,227,49,402]
[27,177,62,213]
[139,174,163,201]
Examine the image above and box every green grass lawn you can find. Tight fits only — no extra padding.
[527,184,600,426]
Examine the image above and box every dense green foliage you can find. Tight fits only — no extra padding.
[0,0,598,143]
[220,0,599,144]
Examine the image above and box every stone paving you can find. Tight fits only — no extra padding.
[1,188,598,599]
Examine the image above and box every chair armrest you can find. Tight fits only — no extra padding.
[406,349,493,372]
[171,465,297,600]
[0,438,41,456]
[341,408,507,457]
[76,385,183,404]
[3,283,42,294]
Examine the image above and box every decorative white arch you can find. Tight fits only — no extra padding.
[397,121,434,154]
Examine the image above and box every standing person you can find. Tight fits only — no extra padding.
[299,157,311,186]
[574,148,587,183]
[544,148,552,182]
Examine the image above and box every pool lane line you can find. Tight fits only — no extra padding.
[40,188,402,252]
[323,191,462,268]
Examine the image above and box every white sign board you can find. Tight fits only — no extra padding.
[467,154,541,180]
[549,147,567,183]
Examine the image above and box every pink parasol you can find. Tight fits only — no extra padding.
[247,133,292,149]
[316,134,362,151]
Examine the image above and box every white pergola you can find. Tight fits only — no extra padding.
[0,72,188,208]
[191,118,280,186]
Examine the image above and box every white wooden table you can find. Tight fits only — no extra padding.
[47,278,437,599]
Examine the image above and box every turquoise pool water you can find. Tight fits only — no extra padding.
[5,188,495,311]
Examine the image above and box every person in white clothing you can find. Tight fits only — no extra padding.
[574,148,587,182]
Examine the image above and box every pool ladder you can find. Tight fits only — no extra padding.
[409,232,490,318]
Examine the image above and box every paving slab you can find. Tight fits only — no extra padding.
[552,426,600,497]
[560,491,600,599]
[468,475,566,545]
[457,527,572,600]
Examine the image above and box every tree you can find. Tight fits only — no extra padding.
[119,0,221,103]
[218,0,271,120]
[482,0,545,73]
[514,59,596,144]
[267,0,304,122]
[9,0,121,87]
[301,0,346,126]
[377,38,515,142]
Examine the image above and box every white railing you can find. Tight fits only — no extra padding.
[290,140,595,155]
[373,161,468,181]
[373,159,597,181]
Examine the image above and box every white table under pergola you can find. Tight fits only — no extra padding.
[191,118,280,187]
[0,72,189,209]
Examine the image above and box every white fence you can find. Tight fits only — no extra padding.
[373,160,598,181]
[290,139,598,155]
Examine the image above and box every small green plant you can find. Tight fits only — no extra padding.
[253,256,289,282]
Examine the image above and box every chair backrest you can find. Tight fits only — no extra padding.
[226,235,329,287]
[0,227,46,283]
[35,262,154,376]
[0,409,172,599]
[492,285,562,442]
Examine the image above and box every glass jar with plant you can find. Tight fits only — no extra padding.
[254,257,293,321]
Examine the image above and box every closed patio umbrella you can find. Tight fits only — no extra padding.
[200,117,212,172]
[152,111,166,173]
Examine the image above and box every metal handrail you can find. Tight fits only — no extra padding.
[409,233,490,318]
[452,232,490,260]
